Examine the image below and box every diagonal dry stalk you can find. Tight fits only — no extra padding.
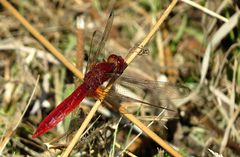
[120,110,165,156]
[180,0,228,22]
[0,0,183,156]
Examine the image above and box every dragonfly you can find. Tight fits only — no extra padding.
[32,11,189,138]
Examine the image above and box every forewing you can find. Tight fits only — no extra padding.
[106,90,174,111]
[95,11,114,59]
[86,30,102,72]
[86,11,114,73]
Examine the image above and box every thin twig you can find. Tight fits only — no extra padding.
[115,142,137,157]
[180,0,229,22]
[110,117,122,157]
[207,0,229,34]
[230,59,237,115]
[214,43,240,87]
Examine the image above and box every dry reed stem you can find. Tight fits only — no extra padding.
[230,59,237,115]
[76,16,85,71]
[208,149,223,157]
[180,0,228,22]
[62,0,182,157]
[0,0,84,80]
[120,106,182,157]
[120,111,165,156]
[207,0,229,34]
[115,142,137,157]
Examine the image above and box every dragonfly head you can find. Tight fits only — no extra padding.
[107,54,127,74]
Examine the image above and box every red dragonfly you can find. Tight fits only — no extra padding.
[32,11,189,138]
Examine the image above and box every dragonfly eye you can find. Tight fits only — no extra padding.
[107,54,117,63]
[107,54,123,65]
[107,54,126,73]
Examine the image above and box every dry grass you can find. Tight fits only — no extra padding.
[0,0,239,156]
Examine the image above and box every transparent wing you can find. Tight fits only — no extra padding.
[86,11,114,72]
[93,73,190,111]
[95,11,114,59]
[106,90,175,111]
[106,73,190,100]
[86,30,100,72]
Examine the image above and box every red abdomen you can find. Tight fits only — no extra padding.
[32,83,89,138]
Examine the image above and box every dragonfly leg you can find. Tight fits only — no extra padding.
[127,44,149,58]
